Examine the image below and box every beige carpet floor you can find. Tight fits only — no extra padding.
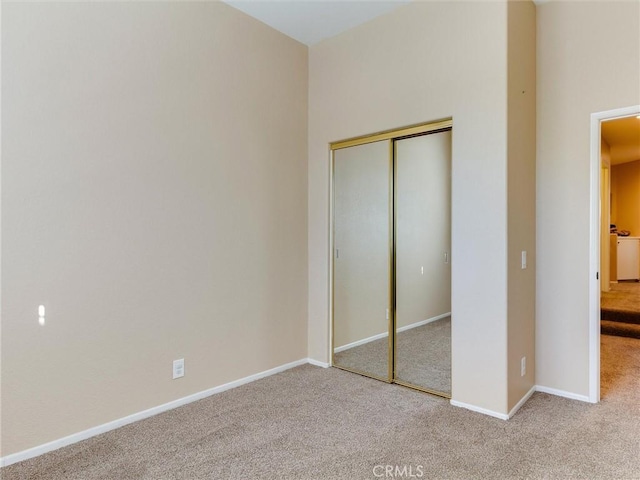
[334,317,451,394]
[3,335,640,479]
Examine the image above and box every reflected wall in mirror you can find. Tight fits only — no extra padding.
[332,140,390,381]
[395,130,452,394]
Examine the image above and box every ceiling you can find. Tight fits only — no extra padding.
[602,116,640,165]
[222,0,411,46]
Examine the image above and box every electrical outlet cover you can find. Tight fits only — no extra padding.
[173,358,185,379]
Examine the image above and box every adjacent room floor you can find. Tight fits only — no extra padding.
[4,334,639,480]
[601,282,640,338]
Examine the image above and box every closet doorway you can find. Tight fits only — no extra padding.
[331,120,452,397]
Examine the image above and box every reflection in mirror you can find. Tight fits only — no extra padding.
[395,131,452,394]
[333,140,390,381]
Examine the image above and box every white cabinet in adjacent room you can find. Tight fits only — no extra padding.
[617,237,640,281]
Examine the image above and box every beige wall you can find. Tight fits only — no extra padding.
[506,0,536,411]
[1,1,308,456]
[611,160,640,237]
[309,1,513,414]
[9,0,627,458]
[536,0,640,395]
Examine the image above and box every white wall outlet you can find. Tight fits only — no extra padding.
[173,358,185,379]
[521,251,527,269]
[521,357,526,377]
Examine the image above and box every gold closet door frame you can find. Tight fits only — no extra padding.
[330,118,453,396]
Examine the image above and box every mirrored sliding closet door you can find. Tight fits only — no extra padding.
[331,121,452,397]
[332,140,391,381]
[394,131,452,396]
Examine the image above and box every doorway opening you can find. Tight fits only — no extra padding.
[591,105,640,403]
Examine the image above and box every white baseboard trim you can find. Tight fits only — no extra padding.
[449,399,509,420]
[334,331,388,353]
[535,385,590,402]
[450,383,592,422]
[396,312,451,333]
[0,362,595,468]
[508,386,536,418]
[334,312,451,353]
[0,357,312,468]
[307,358,330,368]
